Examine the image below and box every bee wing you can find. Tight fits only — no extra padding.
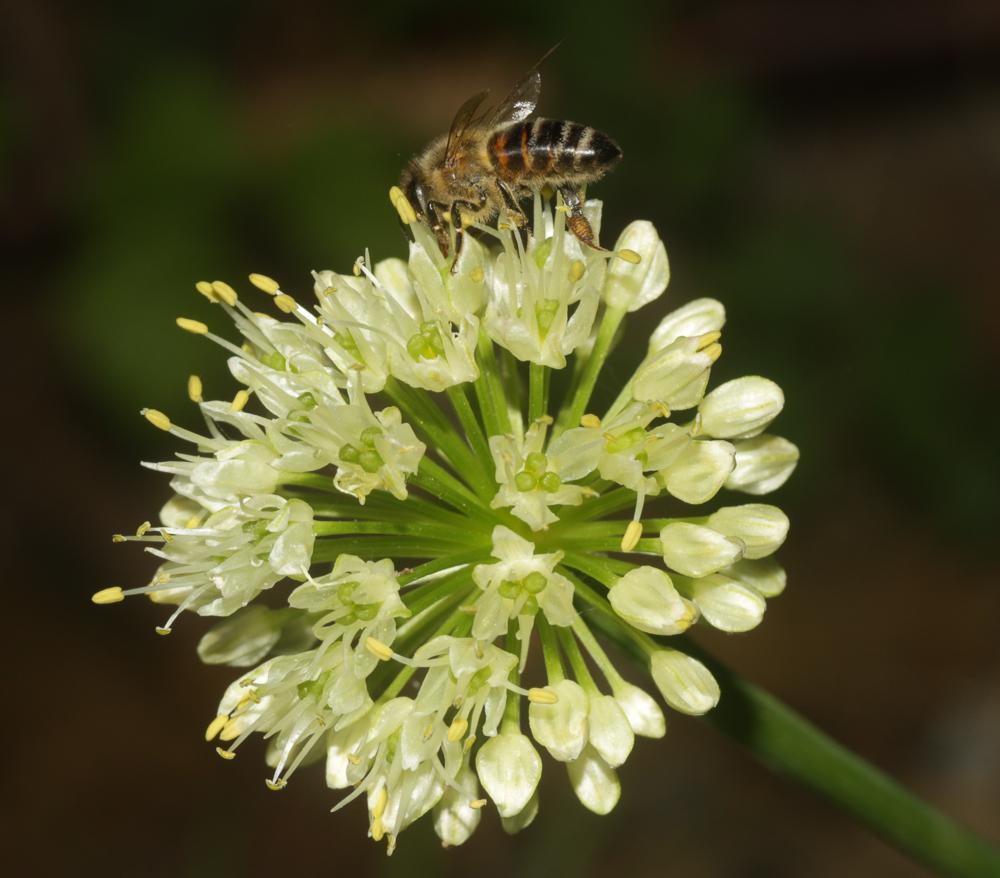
[444,89,491,166]
[482,69,541,129]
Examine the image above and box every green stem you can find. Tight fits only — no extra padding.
[555,305,626,436]
[446,384,495,475]
[413,459,495,524]
[475,329,511,436]
[528,362,547,424]
[311,535,466,561]
[501,623,522,731]
[537,616,565,683]
[588,614,1000,878]
[557,486,636,522]
[385,379,494,500]
[398,550,487,587]
[312,520,474,543]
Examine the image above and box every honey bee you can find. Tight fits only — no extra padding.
[399,59,622,257]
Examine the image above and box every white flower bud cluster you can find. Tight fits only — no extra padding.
[101,193,796,853]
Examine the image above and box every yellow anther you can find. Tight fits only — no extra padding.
[242,341,255,354]
[447,717,469,743]
[569,259,586,282]
[388,185,417,224]
[248,273,280,295]
[184,515,202,529]
[370,816,385,842]
[112,534,126,543]
[142,408,172,431]
[176,317,209,335]
[154,626,172,636]
[195,280,216,300]
[372,786,388,821]
[697,330,722,349]
[273,294,297,314]
[219,720,241,742]
[231,389,250,412]
[211,280,238,306]
[703,342,723,363]
[469,798,488,810]
[527,687,559,705]
[422,722,435,741]
[352,260,363,276]
[91,586,124,605]
[580,413,601,429]
[159,528,173,543]
[147,589,174,604]
[364,637,393,661]
[265,778,287,791]
[186,373,203,403]
[621,520,643,553]
[136,521,151,537]
[463,734,477,753]
[155,572,172,584]
[469,266,485,284]
[216,747,236,760]
[347,753,361,765]
[617,248,641,264]
[205,714,228,742]
[555,204,571,214]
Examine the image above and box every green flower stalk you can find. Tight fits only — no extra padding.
[97,187,801,853]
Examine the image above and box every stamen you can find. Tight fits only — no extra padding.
[569,259,586,282]
[141,408,172,431]
[187,374,203,403]
[176,317,209,335]
[195,280,216,300]
[216,747,236,760]
[265,778,287,791]
[249,273,280,295]
[372,786,388,820]
[446,717,469,742]
[388,186,417,225]
[617,248,642,264]
[621,519,643,553]
[211,280,238,306]
[231,389,251,412]
[205,714,228,742]
[274,294,297,314]
[580,413,601,428]
[527,687,559,705]
[136,521,151,536]
[469,798,488,809]
[364,637,394,661]
[91,586,124,605]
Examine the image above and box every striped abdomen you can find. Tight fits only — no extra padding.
[487,118,622,182]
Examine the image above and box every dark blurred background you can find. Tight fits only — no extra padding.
[3,1,999,875]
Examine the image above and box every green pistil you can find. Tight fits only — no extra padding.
[406,321,446,361]
[333,330,360,358]
[260,350,286,370]
[535,298,560,335]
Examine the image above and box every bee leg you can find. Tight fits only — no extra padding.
[450,202,470,271]
[497,181,528,229]
[559,185,606,251]
[426,201,451,256]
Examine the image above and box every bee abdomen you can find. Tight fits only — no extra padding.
[489,119,622,179]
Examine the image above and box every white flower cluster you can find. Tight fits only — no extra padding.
[97,190,797,854]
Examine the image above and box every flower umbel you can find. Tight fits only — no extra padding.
[100,189,797,853]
